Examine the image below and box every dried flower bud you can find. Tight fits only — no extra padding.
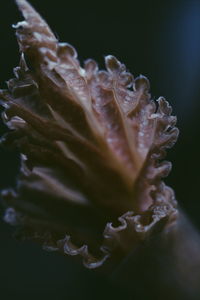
[0,0,179,269]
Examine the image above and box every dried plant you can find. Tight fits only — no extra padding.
[1,1,200,299]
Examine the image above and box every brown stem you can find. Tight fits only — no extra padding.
[110,211,200,300]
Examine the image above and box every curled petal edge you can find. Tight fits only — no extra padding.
[42,203,178,269]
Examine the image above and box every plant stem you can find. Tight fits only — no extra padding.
[110,211,200,300]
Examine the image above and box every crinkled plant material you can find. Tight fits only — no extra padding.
[0,0,179,269]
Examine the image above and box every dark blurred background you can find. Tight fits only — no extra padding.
[0,0,200,299]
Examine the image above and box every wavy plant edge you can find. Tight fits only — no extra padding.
[0,0,179,269]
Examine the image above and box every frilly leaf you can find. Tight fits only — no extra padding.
[0,0,179,268]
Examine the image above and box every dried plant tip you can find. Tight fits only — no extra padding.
[0,0,179,269]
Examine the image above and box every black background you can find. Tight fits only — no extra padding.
[0,0,200,299]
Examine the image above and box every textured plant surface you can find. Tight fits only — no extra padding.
[0,0,179,269]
